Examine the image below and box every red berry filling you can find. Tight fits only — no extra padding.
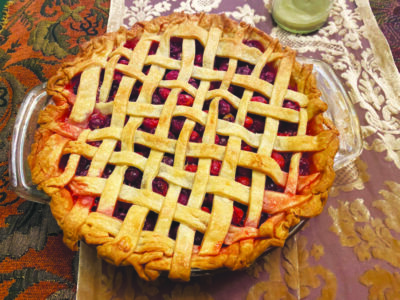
[260,64,276,83]
[91,197,100,212]
[124,38,139,50]
[210,160,222,175]
[194,40,204,66]
[75,156,91,176]
[102,164,115,178]
[134,144,150,158]
[129,81,142,102]
[243,39,265,52]
[170,37,183,60]
[113,201,132,220]
[124,167,142,188]
[236,61,254,75]
[178,189,190,205]
[152,177,168,196]
[65,74,81,94]
[88,112,111,130]
[278,121,298,136]
[59,154,70,170]
[162,154,174,166]
[271,151,285,169]
[143,211,158,231]
[283,100,300,111]
[232,206,244,226]
[149,41,159,55]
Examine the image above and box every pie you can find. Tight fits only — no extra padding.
[28,13,339,281]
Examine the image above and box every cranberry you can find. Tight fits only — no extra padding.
[203,194,214,206]
[168,222,179,239]
[162,156,174,166]
[65,74,81,94]
[143,212,157,231]
[142,66,150,75]
[158,87,170,100]
[236,176,251,186]
[194,54,203,66]
[210,160,221,175]
[124,167,142,187]
[114,141,121,152]
[168,131,176,140]
[152,92,163,105]
[250,117,265,133]
[186,157,198,164]
[194,123,205,133]
[185,164,198,172]
[89,112,110,130]
[229,85,244,98]
[265,177,284,192]
[232,206,244,226]
[170,37,183,58]
[59,154,70,170]
[114,71,123,83]
[142,118,159,130]
[288,84,298,91]
[201,206,210,213]
[190,131,201,142]
[134,144,150,157]
[149,41,159,55]
[177,94,194,106]
[189,78,199,89]
[165,70,179,80]
[76,157,91,176]
[194,231,204,245]
[118,58,129,65]
[91,197,99,212]
[243,39,265,52]
[271,151,285,169]
[171,117,185,134]
[299,156,310,175]
[244,116,253,129]
[251,96,268,104]
[102,164,115,178]
[259,212,269,225]
[113,201,132,220]
[241,142,253,152]
[283,100,300,111]
[152,178,168,196]
[178,189,190,205]
[236,64,252,75]
[216,135,228,146]
[219,100,231,115]
[260,66,276,83]
[87,141,102,147]
[278,122,298,136]
[124,39,138,49]
[209,81,221,90]
[129,83,141,101]
[216,58,229,71]
[236,167,251,177]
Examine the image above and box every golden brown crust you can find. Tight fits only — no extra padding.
[28,13,339,281]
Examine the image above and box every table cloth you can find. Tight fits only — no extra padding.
[0,0,399,299]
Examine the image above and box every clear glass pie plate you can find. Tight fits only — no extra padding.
[9,57,363,287]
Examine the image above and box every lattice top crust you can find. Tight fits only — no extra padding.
[28,13,339,281]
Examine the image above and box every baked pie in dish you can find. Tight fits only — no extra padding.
[28,13,339,281]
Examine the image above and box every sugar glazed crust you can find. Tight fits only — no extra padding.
[28,13,339,281]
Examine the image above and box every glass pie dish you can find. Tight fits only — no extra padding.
[9,57,363,288]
